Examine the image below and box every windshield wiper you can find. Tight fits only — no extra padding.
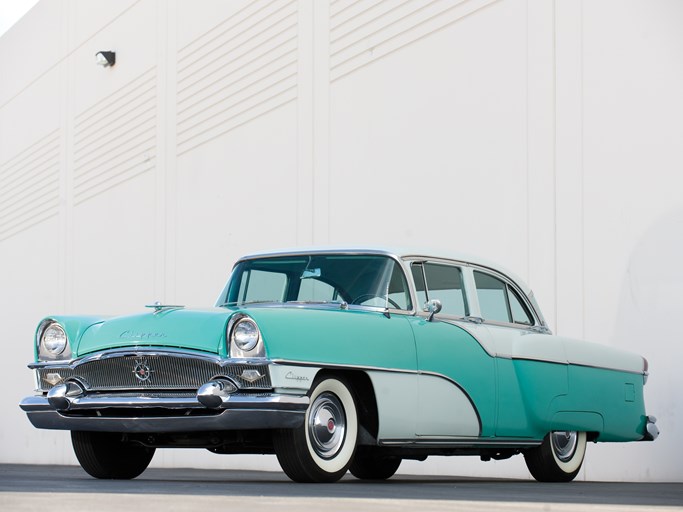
[286,300,332,304]
[220,300,282,307]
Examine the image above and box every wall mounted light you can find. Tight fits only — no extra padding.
[95,51,116,67]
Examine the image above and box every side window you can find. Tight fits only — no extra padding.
[474,271,509,323]
[387,262,413,310]
[508,287,533,325]
[422,263,468,317]
[474,270,534,326]
[411,263,428,307]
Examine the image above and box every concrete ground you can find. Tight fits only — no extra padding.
[1,464,681,512]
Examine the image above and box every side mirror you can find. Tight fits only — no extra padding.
[423,299,442,322]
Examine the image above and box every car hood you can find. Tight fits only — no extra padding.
[73,308,234,357]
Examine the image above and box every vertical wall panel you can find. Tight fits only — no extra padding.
[554,0,584,339]
[328,0,529,276]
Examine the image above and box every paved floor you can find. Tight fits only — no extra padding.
[1,464,682,512]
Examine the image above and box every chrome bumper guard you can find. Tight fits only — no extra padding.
[20,390,309,433]
[643,415,659,441]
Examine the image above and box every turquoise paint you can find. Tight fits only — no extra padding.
[35,316,107,360]
[508,359,646,442]
[495,358,532,437]
[564,365,646,442]
[550,411,604,434]
[406,317,496,437]
[70,309,234,358]
[245,307,418,371]
[509,359,568,439]
[36,304,649,443]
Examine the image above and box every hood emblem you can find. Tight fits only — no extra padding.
[133,360,154,382]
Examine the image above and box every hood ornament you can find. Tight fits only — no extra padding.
[145,301,185,314]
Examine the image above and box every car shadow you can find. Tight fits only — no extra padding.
[1,464,681,507]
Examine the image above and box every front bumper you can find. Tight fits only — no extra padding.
[20,392,309,433]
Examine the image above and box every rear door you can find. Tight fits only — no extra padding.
[468,268,567,438]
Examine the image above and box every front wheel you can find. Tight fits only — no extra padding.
[524,431,587,482]
[71,431,155,479]
[273,376,358,482]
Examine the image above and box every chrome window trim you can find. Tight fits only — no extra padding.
[233,301,416,316]
[401,254,548,330]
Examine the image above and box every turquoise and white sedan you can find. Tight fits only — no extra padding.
[21,248,658,482]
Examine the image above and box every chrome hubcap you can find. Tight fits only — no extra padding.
[551,431,578,462]
[308,392,346,459]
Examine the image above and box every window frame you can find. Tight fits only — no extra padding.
[470,266,538,329]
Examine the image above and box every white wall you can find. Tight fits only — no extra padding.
[1,0,681,481]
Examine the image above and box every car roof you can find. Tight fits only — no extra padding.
[237,246,532,295]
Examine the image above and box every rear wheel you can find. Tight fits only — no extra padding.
[524,431,587,482]
[71,431,155,479]
[274,376,358,483]
[350,446,401,480]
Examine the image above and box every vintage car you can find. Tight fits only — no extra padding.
[20,248,658,482]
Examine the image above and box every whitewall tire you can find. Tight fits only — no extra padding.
[274,376,358,482]
[524,431,587,482]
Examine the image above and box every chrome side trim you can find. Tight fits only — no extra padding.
[512,356,647,376]
[270,359,417,375]
[378,437,543,448]
[511,356,568,366]
[276,350,645,380]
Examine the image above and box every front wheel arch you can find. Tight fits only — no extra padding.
[306,368,379,442]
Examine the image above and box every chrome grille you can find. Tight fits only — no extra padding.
[36,353,271,392]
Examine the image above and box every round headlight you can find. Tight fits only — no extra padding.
[42,323,67,355]
[232,318,260,352]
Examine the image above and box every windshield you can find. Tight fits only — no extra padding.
[218,254,412,310]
